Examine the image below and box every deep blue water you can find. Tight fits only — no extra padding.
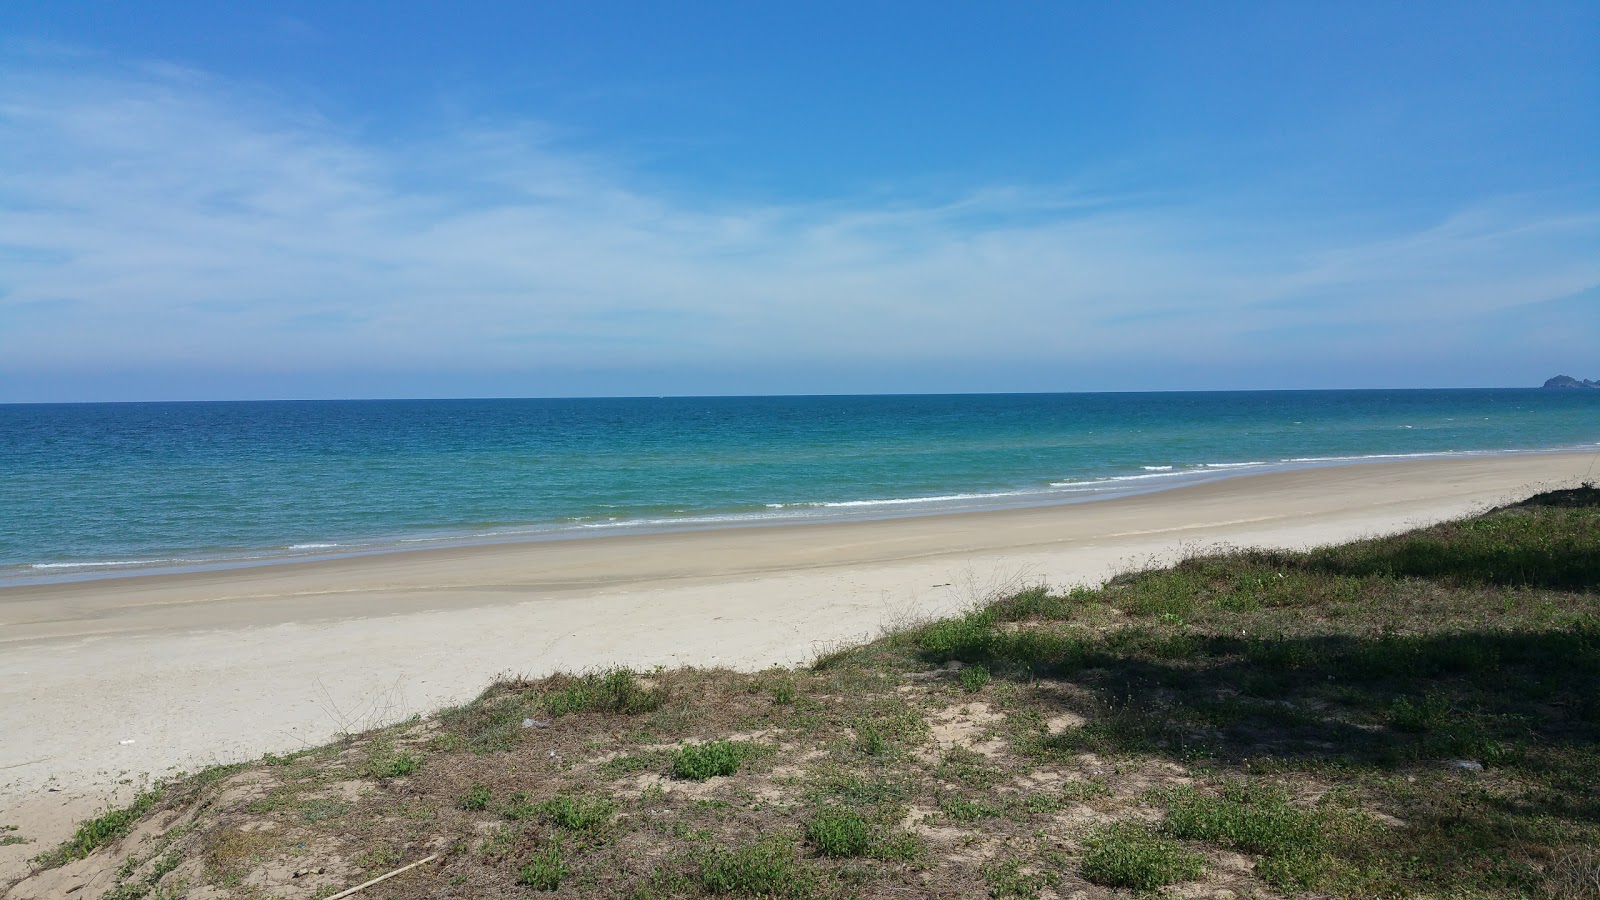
[2,390,1596,583]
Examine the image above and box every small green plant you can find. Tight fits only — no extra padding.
[1059,779,1111,802]
[539,794,617,832]
[960,663,992,692]
[543,668,665,717]
[1080,822,1205,890]
[670,740,763,781]
[298,798,349,823]
[35,789,163,867]
[518,844,567,891]
[983,857,1050,899]
[100,849,183,900]
[459,784,492,811]
[695,840,811,896]
[803,806,871,857]
[1389,692,1453,733]
[854,719,887,756]
[936,747,1003,788]
[768,676,798,705]
[1161,781,1347,890]
[363,742,421,779]
[939,796,1003,822]
[802,807,920,860]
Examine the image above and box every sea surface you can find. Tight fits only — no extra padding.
[2,390,1597,584]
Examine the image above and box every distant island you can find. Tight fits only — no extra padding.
[1543,375,1599,388]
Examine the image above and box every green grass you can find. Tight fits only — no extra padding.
[518,844,567,891]
[100,849,183,900]
[801,807,920,861]
[362,741,421,778]
[939,796,1004,822]
[694,840,814,897]
[438,667,666,752]
[1079,822,1206,890]
[982,857,1051,899]
[35,789,163,867]
[1160,780,1363,890]
[670,740,765,781]
[459,783,491,811]
[543,668,666,717]
[537,794,617,832]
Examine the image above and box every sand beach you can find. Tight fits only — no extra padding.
[0,451,1594,882]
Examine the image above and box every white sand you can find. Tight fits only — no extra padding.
[0,452,1593,878]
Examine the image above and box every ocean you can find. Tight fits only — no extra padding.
[2,390,1596,584]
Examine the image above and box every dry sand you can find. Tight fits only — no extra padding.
[1,452,1594,878]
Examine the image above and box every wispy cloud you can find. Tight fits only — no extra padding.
[2,55,1596,397]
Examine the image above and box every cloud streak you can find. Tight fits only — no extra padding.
[2,56,1596,398]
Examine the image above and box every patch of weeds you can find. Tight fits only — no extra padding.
[961,664,993,692]
[1059,778,1111,803]
[599,749,669,778]
[502,792,540,820]
[939,795,1004,822]
[1019,793,1065,814]
[0,825,28,846]
[543,668,666,717]
[35,788,163,867]
[936,747,1004,789]
[802,807,920,861]
[362,740,421,778]
[1080,821,1205,891]
[440,669,665,754]
[767,676,798,705]
[1161,780,1350,891]
[983,857,1050,899]
[298,798,349,823]
[503,793,616,832]
[989,584,1077,622]
[1388,692,1454,733]
[356,846,403,870]
[519,843,568,891]
[429,732,464,752]
[815,773,908,806]
[917,609,999,663]
[261,749,312,767]
[671,740,766,781]
[101,849,183,900]
[204,827,281,886]
[540,794,618,832]
[480,824,518,859]
[695,839,814,897]
[459,783,492,811]
[854,719,887,756]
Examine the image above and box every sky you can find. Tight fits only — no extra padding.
[1,2,1597,401]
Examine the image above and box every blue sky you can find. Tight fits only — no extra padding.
[1,2,1596,400]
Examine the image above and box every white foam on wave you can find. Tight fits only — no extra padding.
[31,559,166,570]
[814,490,1036,508]
[288,543,339,550]
[1142,465,1174,471]
[1048,469,1196,488]
[1201,461,1267,469]
[1284,451,1459,463]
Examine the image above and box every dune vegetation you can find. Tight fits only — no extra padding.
[13,486,1600,899]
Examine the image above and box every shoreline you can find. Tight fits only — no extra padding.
[6,443,1596,589]
[0,451,1594,877]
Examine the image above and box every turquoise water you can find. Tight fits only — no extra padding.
[1,390,1596,583]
